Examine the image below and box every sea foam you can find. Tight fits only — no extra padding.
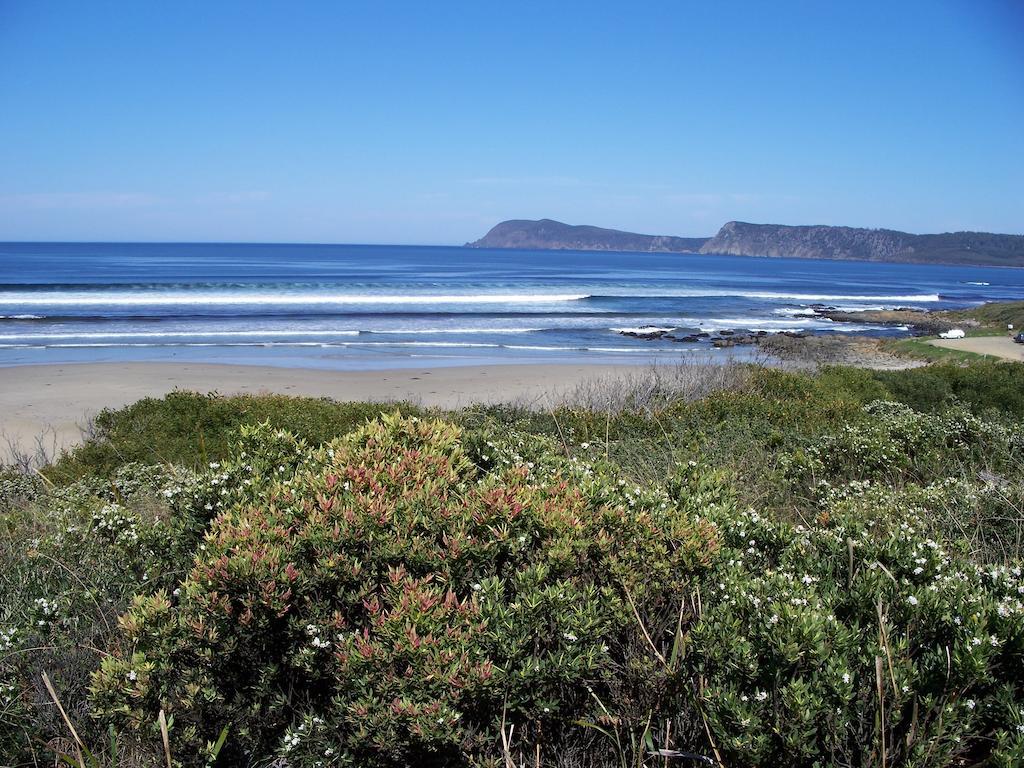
[0,292,591,306]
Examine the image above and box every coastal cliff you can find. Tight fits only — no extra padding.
[468,218,1024,267]
[700,221,1024,267]
[466,219,708,252]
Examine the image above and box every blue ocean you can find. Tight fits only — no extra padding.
[1,242,1022,370]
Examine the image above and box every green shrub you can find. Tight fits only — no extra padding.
[874,362,1024,417]
[91,414,717,766]
[814,476,1024,561]
[687,470,1024,767]
[46,392,424,483]
[783,400,1022,491]
[0,463,188,764]
[4,361,1023,765]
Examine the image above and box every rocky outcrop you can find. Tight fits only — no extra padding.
[614,326,770,347]
[815,308,973,335]
[700,221,1024,267]
[466,219,708,253]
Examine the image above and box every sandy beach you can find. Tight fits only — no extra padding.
[0,361,649,463]
[929,336,1024,362]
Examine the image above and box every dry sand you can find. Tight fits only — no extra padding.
[929,336,1024,362]
[0,361,642,463]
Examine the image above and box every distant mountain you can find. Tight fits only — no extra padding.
[467,218,1024,267]
[700,221,1024,267]
[466,219,709,252]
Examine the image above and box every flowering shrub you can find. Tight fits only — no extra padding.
[812,475,1024,561]
[0,468,43,512]
[685,455,1024,767]
[3,365,1022,766]
[0,462,186,764]
[91,414,717,766]
[784,400,1022,489]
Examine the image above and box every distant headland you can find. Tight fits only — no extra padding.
[465,219,709,254]
[467,218,1024,267]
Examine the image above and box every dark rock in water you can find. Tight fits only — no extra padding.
[673,327,702,336]
[713,339,737,348]
[618,326,671,340]
[678,335,702,343]
[717,330,735,337]
[754,330,769,336]
[696,332,710,338]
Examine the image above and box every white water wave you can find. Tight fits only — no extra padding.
[735,291,939,302]
[0,340,721,353]
[609,326,678,334]
[0,292,591,307]
[771,308,819,317]
[772,304,888,316]
[0,329,360,341]
[361,327,543,334]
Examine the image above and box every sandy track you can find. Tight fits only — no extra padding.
[928,336,1024,362]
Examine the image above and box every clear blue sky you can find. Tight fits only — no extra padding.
[0,0,1021,243]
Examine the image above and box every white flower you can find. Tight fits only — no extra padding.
[907,595,919,606]
[755,691,768,702]
[842,673,851,684]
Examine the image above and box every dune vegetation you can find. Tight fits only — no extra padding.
[2,361,1023,767]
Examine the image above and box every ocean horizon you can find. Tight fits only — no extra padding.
[2,241,1022,370]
